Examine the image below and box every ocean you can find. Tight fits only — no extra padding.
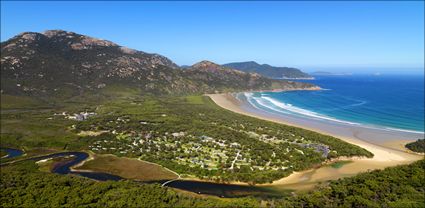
[242,74,424,133]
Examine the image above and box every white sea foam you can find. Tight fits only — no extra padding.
[382,127,425,135]
[242,93,425,135]
[244,93,260,109]
[335,100,367,110]
[251,96,290,115]
[260,96,359,125]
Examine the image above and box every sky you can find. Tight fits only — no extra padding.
[1,1,424,73]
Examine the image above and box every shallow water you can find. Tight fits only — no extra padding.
[1,147,24,159]
[26,152,123,181]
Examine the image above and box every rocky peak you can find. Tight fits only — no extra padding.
[42,29,76,38]
[2,32,45,52]
[11,32,45,44]
[18,32,43,42]
[191,60,225,72]
[5,30,119,51]
[43,30,118,49]
[191,60,251,77]
[2,29,180,71]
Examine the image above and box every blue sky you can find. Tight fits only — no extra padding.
[1,1,424,73]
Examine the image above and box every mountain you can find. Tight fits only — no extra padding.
[185,61,318,92]
[186,61,271,91]
[0,30,199,97]
[223,61,313,79]
[1,30,318,98]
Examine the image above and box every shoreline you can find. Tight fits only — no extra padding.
[243,86,321,93]
[207,93,423,189]
[69,150,95,172]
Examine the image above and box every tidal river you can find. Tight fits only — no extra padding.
[1,149,280,198]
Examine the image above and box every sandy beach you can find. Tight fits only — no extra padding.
[208,93,424,190]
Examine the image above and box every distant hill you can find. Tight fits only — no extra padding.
[1,30,318,98]
[223,61,313,79]
[185,61,317,92]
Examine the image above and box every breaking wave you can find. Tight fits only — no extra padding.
[242,92,424,135]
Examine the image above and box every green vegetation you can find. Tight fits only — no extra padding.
[76,96,371,183]
[1,91,372,184]
[1,111,80,149]
[405,139,425,153]
[0,161,258,208]
[75,154,178,181]
[2,158,423,207]
[0,95,47,109]
[277,159,425,208]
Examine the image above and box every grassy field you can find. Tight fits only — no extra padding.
[75,154,178,181]
[0,95,47,109]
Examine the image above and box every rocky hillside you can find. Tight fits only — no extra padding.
[0,30,199,96]
[223,61,313,79]
[185,61,272,91]
[185,61,318,92]
[1,30,318,98]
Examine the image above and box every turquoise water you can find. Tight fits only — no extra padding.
[243,74,424,133]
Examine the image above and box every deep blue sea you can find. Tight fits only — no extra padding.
[243,74,424,133]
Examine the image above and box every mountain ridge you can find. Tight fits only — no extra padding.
[1,30,318,98]
[223,61,313,79]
